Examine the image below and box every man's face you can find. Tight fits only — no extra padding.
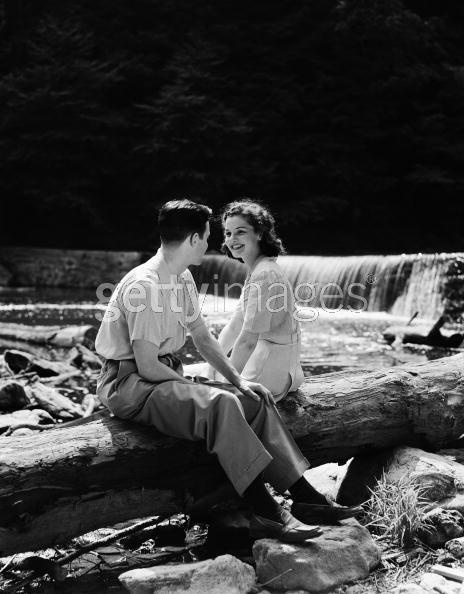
[191,221,210,265]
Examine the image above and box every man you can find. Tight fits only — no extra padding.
[96,199,358,543]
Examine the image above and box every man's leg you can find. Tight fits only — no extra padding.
[110,372,273,496]
[233,391,310,493]
[119,375,325,538]
[212,383,361,519]
[100,364,355,524]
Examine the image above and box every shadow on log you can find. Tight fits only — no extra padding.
[1,353,464,555]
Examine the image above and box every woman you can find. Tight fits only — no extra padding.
[188,199,304,401]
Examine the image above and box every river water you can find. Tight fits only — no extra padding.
[0,288,453,373]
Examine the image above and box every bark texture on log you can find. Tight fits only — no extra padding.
[1,353,464,554]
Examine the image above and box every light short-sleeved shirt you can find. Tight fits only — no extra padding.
[95,251,205,360]
[233,257,298,339]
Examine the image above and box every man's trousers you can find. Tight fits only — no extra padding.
[97,359,309,496]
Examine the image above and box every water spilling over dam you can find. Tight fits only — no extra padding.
[0,247,462,321]
[191,252,464,321]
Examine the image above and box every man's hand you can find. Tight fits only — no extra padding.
[190,324,274,405]
[238,379,275,406]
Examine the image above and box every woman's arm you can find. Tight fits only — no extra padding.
[217,316,243,356]
[201,308,243,378]
[229,329,259,374]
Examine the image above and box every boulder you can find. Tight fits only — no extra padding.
[303,462,349,503]
[420,572,461,593]
[337,446,464,510]
[253,519,380,592]
[418,508,464,548]
[391,586,426,594]
[337,449,394,506]
[386,448,464,507]
[445,535,464,559]
[118,554,256,594]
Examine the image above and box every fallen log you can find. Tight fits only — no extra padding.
[41,370,81,385]
[1,353,464,555]
[384,316,464,349]
[0,408,55,433]
[66,345,102,370]
[26,382,84,420]
[4,349,78,377]
[0,339,68,361]
[0,323,97,349]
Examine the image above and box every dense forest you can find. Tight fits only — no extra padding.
[1,0,463,255]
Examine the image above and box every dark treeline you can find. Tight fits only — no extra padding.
[1,0,463,255]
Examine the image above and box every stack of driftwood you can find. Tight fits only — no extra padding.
[0,323,103,439]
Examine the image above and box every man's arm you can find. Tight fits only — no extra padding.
[133,339,193,384]
[190,323,273,404]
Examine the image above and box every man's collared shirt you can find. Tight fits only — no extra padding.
[95,250,205,360]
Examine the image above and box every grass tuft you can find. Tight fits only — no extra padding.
[362,473,434,549]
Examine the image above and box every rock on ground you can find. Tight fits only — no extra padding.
[394,571,464,593]
[391,584,427,594]
[419,508,464,548]
[420,572,462,593]
[303,462,350,502]
[337,446,464,510]
[118,554,255,594]
[253,519,380,592]
[446,535,464,558]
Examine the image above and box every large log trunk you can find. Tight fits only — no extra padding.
[1,353,464,555]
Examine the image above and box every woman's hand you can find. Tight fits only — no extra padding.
[238,379,275,406]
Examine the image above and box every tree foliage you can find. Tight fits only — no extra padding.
[0,0,463,253]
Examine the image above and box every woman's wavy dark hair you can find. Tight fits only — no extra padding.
[221,199,286,259]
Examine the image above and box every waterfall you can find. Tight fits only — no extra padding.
[191,252,463,320]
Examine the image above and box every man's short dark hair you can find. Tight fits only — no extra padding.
[158,199,212,244]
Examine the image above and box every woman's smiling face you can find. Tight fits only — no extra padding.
[224,215,262,264]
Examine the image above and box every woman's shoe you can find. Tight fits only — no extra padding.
[249,508,321,543]
[291,501,363,524]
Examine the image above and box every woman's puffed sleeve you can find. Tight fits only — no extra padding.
[242,270,285,334]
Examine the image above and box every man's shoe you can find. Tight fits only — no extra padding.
[291,501,363,524]
[249,508,321,543]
